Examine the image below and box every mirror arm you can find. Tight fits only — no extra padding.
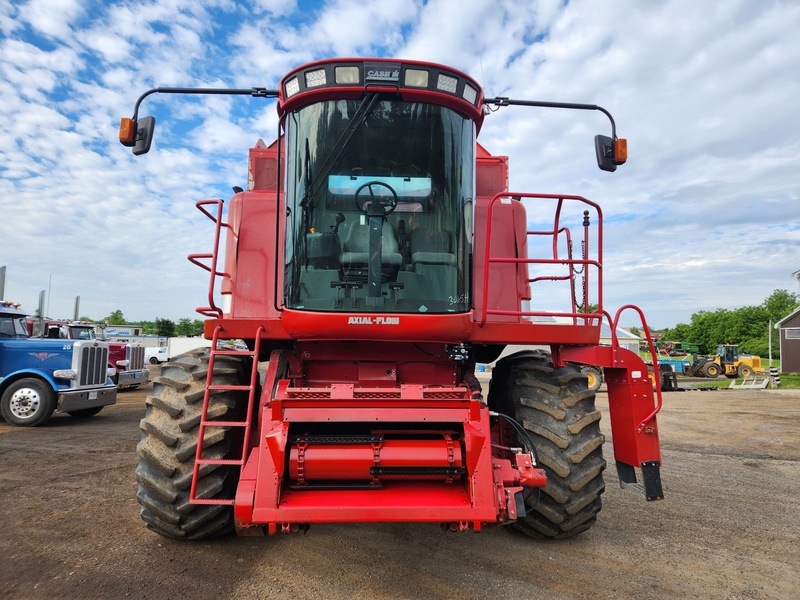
[130,86,280,121]
[484,97,618,140]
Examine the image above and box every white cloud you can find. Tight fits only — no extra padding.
[16,0,85,40]
[1,0,798,328]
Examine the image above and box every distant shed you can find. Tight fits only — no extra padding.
[776,306,800,373]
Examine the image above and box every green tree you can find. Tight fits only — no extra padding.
[175,318,193,336]
[661,289,800,359]
[137,320,157,334]
[663,322,692,342]
[763,289,799,322]
[190,319,205,336]
[155,318,175,337]
[103,309,125,324]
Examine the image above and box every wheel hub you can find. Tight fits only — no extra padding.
[10,388,40,419]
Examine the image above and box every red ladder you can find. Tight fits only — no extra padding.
[189,324,264,506]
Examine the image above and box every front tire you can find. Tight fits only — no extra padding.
[135,348,251,540]
[1,378,56,427]
[488,350,606,539]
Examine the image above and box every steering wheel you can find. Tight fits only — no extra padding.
[354,181,398,215]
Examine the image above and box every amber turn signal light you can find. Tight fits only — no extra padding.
[613,138,628,165]
[119,118,136,147]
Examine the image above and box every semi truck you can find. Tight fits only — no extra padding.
[120,57,663,541]
[27,318,149,389]
[1,301,117,426]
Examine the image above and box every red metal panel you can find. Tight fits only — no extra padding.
[237,383,503,528]
[230,191,282,319]
[280,310,474,341]
[469,321,601,345]
[559,345,662,468]
[288,438,463,482]
[473,198,525,323]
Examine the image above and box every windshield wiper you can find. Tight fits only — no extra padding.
[303,92,380,208]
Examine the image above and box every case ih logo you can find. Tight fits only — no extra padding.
[29,352,58,361]
[365,63,401,82]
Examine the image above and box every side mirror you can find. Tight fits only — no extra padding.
[119,116,156,155]
[594,135,627,172]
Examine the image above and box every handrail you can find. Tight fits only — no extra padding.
[611,304,663,432]
[188,199,232,318]
[479,192,603,328]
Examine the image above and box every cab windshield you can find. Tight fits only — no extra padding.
[283,97,474,313]
[0,315,29,338]
[70,326,96,340]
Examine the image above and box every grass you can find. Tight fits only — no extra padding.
[777,372,800,388]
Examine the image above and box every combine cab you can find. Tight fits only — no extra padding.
[121,58,663,541]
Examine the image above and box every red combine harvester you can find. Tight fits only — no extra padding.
[120,58,663,541]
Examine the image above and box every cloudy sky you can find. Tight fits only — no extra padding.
[1,0,798,329]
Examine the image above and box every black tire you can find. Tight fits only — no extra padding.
[737,364,753,378]
[135,348,252,540]
[580,366,603,392]
[488,350,606,539]
[149,357,159,365]
[67,406,104,418]
[704,363,720,378]
[1,378,56,427]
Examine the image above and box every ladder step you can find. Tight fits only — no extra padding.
[213,349,256,357]
[196,458,245,466]
[208,384,252,391]
[200,420,248,428]
[191,498,234,506]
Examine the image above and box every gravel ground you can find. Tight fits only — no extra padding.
[1,371,798,599]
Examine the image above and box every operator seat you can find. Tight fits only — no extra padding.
[340,221,403,269]
[410,229,456,266]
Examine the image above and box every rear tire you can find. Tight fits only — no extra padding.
[737,364,753,378]
[488,350,606,539]
[135,348,251,540]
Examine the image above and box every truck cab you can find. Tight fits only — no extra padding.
[1,302,117,426]
[27,318,149,389]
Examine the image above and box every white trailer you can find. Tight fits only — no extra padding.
[166,336,212,360]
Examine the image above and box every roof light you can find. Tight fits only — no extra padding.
[436,73,458,94]
[304,69,327,88]
[404,69,429,88]
[462,84,477,105]
[335,66,360,84]
[285,77,300,98]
